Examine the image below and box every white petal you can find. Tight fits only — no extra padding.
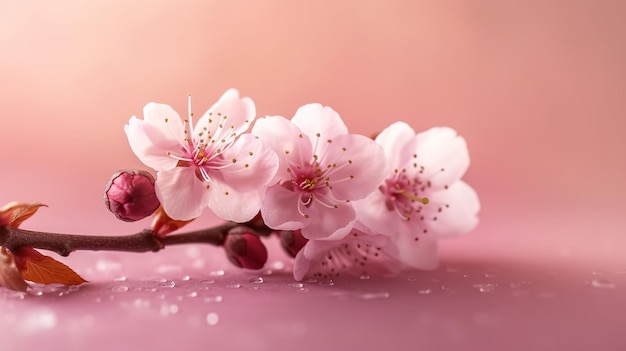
[155,167,210,220]
[209,134,278,193]
[409,127,470,188]
[393,232,439,269]
[252,116,313,182]
[260,185,307,231]
[291,104,348,141]
[125,108,184,172]
[324,134,389,201]
[300,202,355,240]
[207,182,263,222]
[425,181,480,237]
[195,88,256,139]
[375,122,416,169]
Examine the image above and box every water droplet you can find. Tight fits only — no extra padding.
[473,283,496,293]
[203,295,223,303]
[113,276,127,282]
[249,277,264,284]
[158,281,176,288]
[305,278,318,283]
[225,283,241,289]
[200,280,215,285]
[112,285,129,293]
[262,269,273,276]
[187,291,198,298]
[29,289,44,297]
[289,283,304,289]
[181,275,191,281]
[206,312,219,326]
[590,278,615,289]
[210,270,225,276]
[68,285,80,292]
[359,275,371,280]
[357,292,390,300]
[418,289,432,295]
[318,280,335,287]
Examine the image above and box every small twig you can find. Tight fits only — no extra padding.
[0,222,250,257]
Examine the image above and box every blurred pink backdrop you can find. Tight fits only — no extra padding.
[1,0,625,266]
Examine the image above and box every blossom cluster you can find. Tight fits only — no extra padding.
[124,89,480,280]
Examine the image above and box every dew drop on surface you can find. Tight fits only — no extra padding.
[262,269,273,276]
[225,283,241,289]
[206,312,219,326]
[158,281,176,288]
[318,280,335,287]
[187,291,198,298]
[473,283,496,293]
[181,275,191,281]
[29,289,44,297]
[305,278,318,283]
[203,295,223,303]
[590,278,615,289]
[358,292,390,300]
[112,285,129,293]
[249,277,264,284]
[210,270,225,277]
[419,289,432,295]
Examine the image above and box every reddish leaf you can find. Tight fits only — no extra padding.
[18,248,87,285]
[0,247,28,292]
[0,202,47,227]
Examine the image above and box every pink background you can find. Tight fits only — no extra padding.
[1,1,625,350]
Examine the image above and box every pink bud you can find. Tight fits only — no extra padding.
[104,170,160,222]
[224,227,268,270]
[279,230,308,258]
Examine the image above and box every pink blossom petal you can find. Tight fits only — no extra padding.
[425,181,480,237]
[260,185,307,230]
[323,134,389,201]
[408,127,470,188]
[375,121,417,168]
[291,104,348,140]
[353,190,404,238]
[207,182,264,223]
[393,231,439,269]
[124,115,182,171]
[155,167,210,221]
[299,202,355,240]
[252,116,313,182]
[209,134,279,193]
[195,88,256,137]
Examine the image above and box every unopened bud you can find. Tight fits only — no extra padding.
[224,227,268,270]
[104,170,160,222]
[279,230,308,258]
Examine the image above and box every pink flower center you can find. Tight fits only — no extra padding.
[165,95,242,184]
[380,170,430,221]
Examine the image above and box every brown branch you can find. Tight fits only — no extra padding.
[0,222,245,257]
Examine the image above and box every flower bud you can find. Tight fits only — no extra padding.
[104,170,160,222]
[224,227,268,270]
[279,230,308,258]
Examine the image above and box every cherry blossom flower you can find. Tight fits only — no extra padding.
[353,122,480,269]
[125,89,279,222]
[292,227,404,281]
[252,104,388,240]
